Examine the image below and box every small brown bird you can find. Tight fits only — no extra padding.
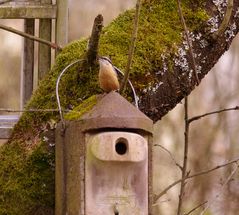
[98,57,120,92]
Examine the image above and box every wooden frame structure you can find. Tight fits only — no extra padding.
[0,0,68,139]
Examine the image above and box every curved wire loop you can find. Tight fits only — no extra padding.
[56,59,84,126]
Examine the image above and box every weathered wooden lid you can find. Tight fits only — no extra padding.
[81,92,153,133]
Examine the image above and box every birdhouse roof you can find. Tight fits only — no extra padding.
[80,92,153,133]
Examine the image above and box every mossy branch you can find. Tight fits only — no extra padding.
[0,23,62,51]
[86,14,103,65]
[212,0,233,40]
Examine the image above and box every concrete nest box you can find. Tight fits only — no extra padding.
[55,92,154,215]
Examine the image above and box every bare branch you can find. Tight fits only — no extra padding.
[183,201,208,215]
[152,198,171,206]
[154,156,239,202]
[177,96,189,215]
[176,0,199,85]
[212,0,234,39]
[154,179,181,203]
[200,163,239,215]
[188,106,239,124]
[0,23,62,50]
[0,108,66,113]
[119,0,141,93]
[154,144,183,170]
[87,14,103,65]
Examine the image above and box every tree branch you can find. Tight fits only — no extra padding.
[138,1,239,122]
[212,0,234,39]
[119,0,141,94]
[154,144,182,170]
[0,23,62,50]
[199,163,239,215]
[86,14,103,65]
[154,156,239,202]
[188,106,239,124]
[177,96,189,215]
[183,201,208,215]
[0,108,63,113]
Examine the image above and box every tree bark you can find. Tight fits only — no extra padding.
[138,1,239,122]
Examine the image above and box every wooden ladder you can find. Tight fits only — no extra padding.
[0,0,68,140]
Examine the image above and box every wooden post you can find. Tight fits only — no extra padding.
[0,5,57,19]
[56,0,68,51]
[55,123,85,215]
[21,19,34,109]
[38,0,52,81]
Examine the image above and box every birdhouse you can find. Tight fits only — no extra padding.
[55,92,153,215]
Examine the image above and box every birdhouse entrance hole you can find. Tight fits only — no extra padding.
[115,138,128,155]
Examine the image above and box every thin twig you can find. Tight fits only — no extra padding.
[154,156,239,202]
[183,201,208,215]
[0,23,62,51]
[200,163,239,215]
[177,97,189,215]
[176,0,199,85]
[212,0,233,40]
[0,108,66,113]
[0,108,91,114]
[188,106,239,124]
[154,179,181,203]
[152,198,171,206]
[119,0,141,94]
[154,144,182,170]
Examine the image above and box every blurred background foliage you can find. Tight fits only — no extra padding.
[0,0,238,214]
[153,36,239,214]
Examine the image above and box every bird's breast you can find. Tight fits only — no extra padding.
[99,67,120,92]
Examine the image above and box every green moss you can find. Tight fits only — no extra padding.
[0,141,54,215]
[99,0,208,82]
[0,0,209,214]
[13,0,209,138]
[64,95,97,120]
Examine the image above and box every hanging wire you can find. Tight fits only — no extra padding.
[56,57,138,129]
[113,66,139,109]
[0,58,138,126]
[99,56,139,109]
[56,59,84,126]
